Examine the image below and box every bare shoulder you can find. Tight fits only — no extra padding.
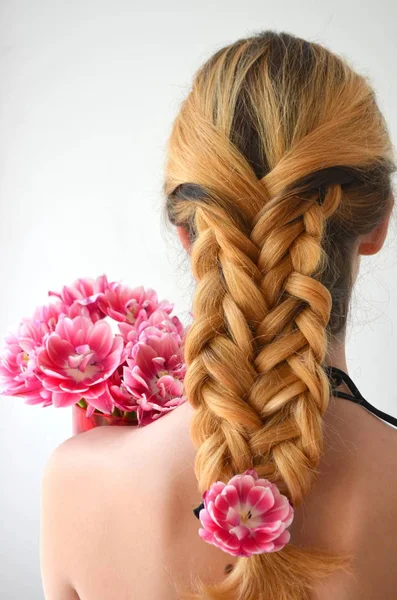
[41,403,197,546]
[43,400,196,483]
[41,402,226,599]
[40,423,146,598]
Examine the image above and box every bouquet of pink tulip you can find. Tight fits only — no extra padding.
[0,276,188,426]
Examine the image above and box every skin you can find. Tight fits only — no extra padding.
[40,200,397,600]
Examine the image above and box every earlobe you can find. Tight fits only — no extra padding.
[358,195,394,256]
[176,225,191,253]
[358,240,382,256]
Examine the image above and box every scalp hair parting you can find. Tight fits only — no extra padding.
[163,30,395,600]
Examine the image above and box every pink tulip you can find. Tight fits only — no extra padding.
[32,302,65,334]
[0,312,59,406]
[137,308,185,339]
[36,315,123,413]
[107,366,138,413]
[120,332,186,425]
[98,284,170,325]
[197,469,294,557]
[119,308,185,358]
[49,275,110,323]
[0,332,41,398]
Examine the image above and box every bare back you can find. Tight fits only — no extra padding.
[41,387,397,600]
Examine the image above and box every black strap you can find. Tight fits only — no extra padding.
[193,502,204,519]
[324,365,397,428]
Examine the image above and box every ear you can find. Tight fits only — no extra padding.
[176,225,191,253]
[358,194,394,256]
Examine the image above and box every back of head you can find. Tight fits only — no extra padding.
[163,30,395,600]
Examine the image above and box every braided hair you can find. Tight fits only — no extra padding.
[164,31,395,599]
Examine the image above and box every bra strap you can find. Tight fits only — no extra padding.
[325,365,397,428]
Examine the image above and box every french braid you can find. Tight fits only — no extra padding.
[164,30,395,600]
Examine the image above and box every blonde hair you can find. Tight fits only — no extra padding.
[163,31,395,599]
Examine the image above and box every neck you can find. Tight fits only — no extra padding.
[323,329,357,427]
[325,330,348,373]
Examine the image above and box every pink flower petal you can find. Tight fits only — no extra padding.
[247,486,275,513]
[214,527,242,548]
[272,529,291,551]
[52,390,79,407]
[85,384,114,414]
[199,510,220,533]
[222,485,240,508]
[78,352,96,372]
[87,321,113,360]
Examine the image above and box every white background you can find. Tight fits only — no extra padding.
[1,1,396,598]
